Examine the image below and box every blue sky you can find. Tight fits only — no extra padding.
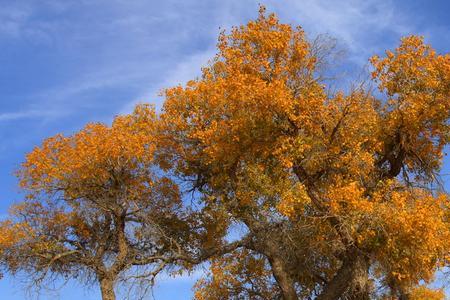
[0,0,449,299]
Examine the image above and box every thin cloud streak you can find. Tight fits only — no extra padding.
[267,0,414,63]
[121,47,217,114]
[0,110,59,122]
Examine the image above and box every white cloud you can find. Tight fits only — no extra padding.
[0,1,240,123]
[0,109,59,122]
[121,47,217,114]
[266,0,413,63]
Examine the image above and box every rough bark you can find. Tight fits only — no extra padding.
[99,277,116,300]
[267,255,297,300]
[241,213,298,300]
[317,249,370,300]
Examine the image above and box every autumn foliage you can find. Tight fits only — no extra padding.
[0,105,191,300]
[1,7,449,300]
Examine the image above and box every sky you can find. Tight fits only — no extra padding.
[0,0,449,299]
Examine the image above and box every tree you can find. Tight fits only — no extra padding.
[159,7,450,299]
[1,7,449,300]
[0,104,191,300]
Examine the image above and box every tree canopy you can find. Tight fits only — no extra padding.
[1,7,449,300]
[0,105,192,300]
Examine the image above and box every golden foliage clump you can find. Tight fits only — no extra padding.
[370,185,449,288]
[194,250,279,300]
[161,6,325,177]
[409,285,445,300]
[20,103,158,200]
[371,35,450,179]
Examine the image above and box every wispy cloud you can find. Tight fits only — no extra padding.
[0,109,59,122]
[0,0,417,123]
[267,0,414,63]
[0,2,32,38]
[121,48,217,114]
[0,1,243,123]
[0,1,67,43]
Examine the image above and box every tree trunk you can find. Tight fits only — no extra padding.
[242,213,297,299]
[268,256,297,300]
[317,250,370,300]
[99,277,116,300]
